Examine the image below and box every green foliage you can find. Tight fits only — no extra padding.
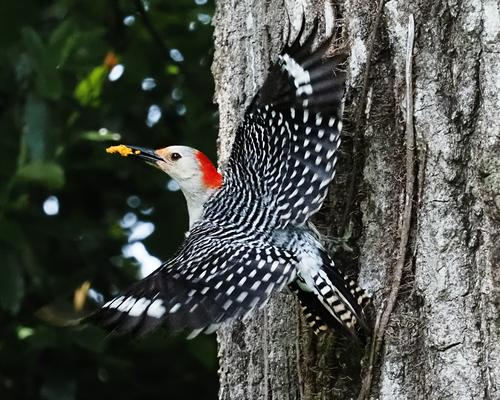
[16,162,65,189]
[21,27,64,100]
[0,0,218,399]
[74,65,108,107]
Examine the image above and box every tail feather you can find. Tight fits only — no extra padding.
[289,280,341,335]
[318,251,370,332]
[293,249,371,338]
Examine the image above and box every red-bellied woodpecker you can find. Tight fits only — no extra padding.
[95,22,370,338]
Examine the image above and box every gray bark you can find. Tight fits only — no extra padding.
[212,0,500,399]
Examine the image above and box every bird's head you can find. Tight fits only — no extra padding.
[107,144,223,193]
[107,144,222,227]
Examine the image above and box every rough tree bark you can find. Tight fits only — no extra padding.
[212,1,499,399]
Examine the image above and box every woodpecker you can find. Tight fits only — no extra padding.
[95,22,370,338]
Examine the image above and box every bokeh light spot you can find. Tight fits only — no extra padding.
[127,195,141,208]
[122,242,161,278]
[141,77,156,91]
[169,48,184,62]
[176,104,187,116]
[197,13,211,25]
[128,221,155,242]
[171,88,183,100]
[43,196,59,216]
[123,15,135,26]
[120,212,137,229]
[146,104,162,127]
[108,64,124,81]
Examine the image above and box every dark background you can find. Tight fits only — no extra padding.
[0,0,219,399]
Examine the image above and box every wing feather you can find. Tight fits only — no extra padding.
[90,225,297,337]
[222,22,346,227]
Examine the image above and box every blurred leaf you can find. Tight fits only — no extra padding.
[0,252,25,313]
[21,27,45,66]
[50,22,107,70]
[74,65,107,107]
[166,64,180,75]
[73,280,91,311]
[36,302,87,327]
[23,94,49,161]
[48,20,81,68]
[41,379,76,400]
[21,27,63,100]
[80,130,121,142]
[17,325,35,339]
[49,20,74,48]
[16,161,65,189]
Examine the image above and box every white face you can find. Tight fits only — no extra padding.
[153,145,203,186]
[134,144,220,228]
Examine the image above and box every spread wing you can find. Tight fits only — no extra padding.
[223,21,346,227]
[91,21,345,338]
[90,223,297,337]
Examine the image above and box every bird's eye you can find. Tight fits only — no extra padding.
[171,152,182,161]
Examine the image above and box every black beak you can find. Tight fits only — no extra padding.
[125,145,163,163]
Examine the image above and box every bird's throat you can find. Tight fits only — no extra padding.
[182,187,217,228]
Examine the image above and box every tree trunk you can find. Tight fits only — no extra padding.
[212,1,500,399]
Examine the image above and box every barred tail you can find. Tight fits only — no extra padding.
[292,249,371,338]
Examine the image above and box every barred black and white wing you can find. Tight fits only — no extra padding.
[91,224,296,337]
[223,22,346,227]
[90,22,363,340]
